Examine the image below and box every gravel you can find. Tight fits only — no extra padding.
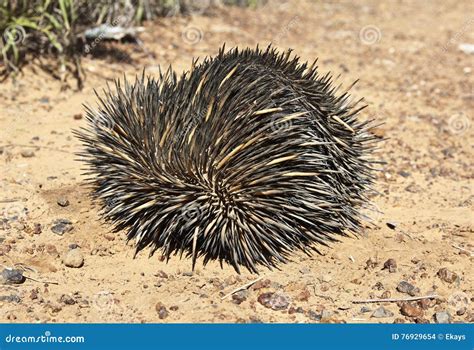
[383,258,397,273]
[57,197,70,207]
[434,311,451,323]
[399,302,424,317]
[51,219,74,235]
[396,281,420,296]
[0,268,26,285]
[155,302,169,319]
[372,306,394,318]
[231,290,248,305]
[257,292,290,310]
[0,294,21,303]
[437,268,458,283]
[63,249,84,268]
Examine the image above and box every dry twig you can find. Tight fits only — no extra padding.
[221,276,263,300]
[352,294,438,304]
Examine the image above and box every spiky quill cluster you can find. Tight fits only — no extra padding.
[76,45,379,273]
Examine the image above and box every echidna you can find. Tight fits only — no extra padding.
[75,45,379,273]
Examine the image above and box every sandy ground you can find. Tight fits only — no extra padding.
[0,0,473,323]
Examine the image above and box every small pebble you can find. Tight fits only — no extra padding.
[373,281,384,290]
[365,257,378,269]
[21,150,35,158]
[296,288,311,302]
[434,311,451,323]
[307,310,322,321]
[288,306,305,314]
[0,294,21,303]
[248,316,263,323]
[155,302,169,319]
[320,310,333,320]
[57,197,70,207]
[155,271,168,279]
[63,249,84,268]
[417,298,434,310]
[232,290,248,305]
[398,170,411,177]
[68,243,80,250]
[400,302,424,317]
[295,307,304,313]
[383,258,397,273]
[396,281,420,296]
[0,268,26,285]
[372,306,394,318]
[458,43,474,55]
[73,114,83,120]
[456,307,466,316]
[251,279,271,290]
[51,219,73,235]
[437,268,458,283]
[386,222,397,230]
[59,294,76,305]
[33,223,42,235]
[360,306,372,313]
[405,183,421,193]
[30,288,39,300]
[257,292,290,310]
[414,317,430,324]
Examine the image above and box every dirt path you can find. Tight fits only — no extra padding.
[0,0,472,323]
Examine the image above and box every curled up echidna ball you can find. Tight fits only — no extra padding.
[75,45,379,273]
